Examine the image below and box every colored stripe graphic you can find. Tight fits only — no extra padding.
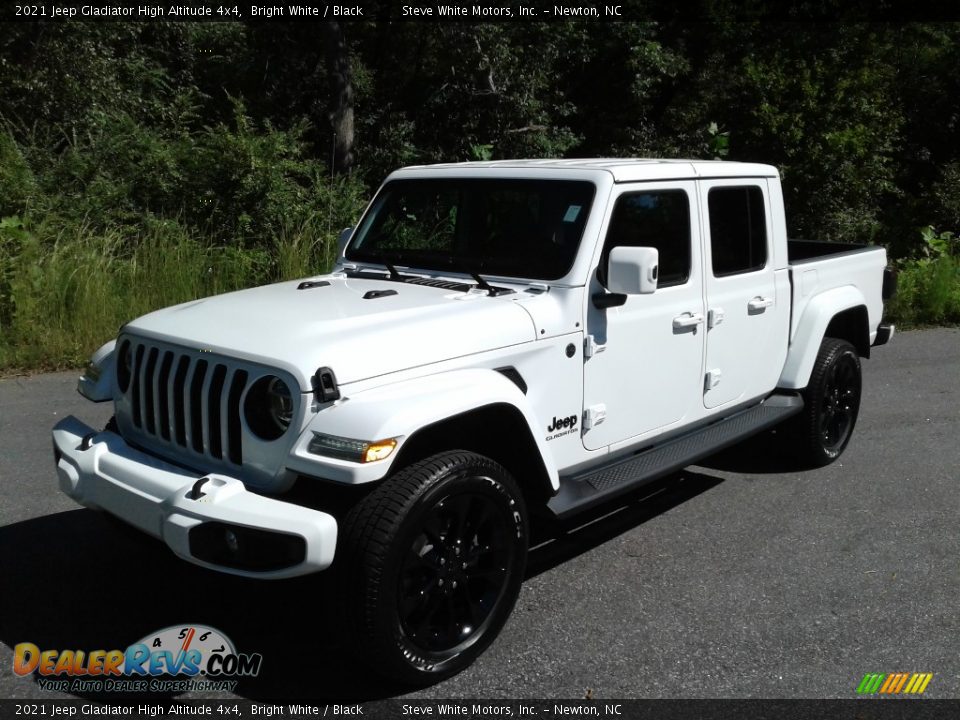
[857,673,886,694]
[879,674,897,693]
[856,673,932,695]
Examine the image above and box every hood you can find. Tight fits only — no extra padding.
[124,274,538,390]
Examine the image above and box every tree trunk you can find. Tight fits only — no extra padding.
[322,22,354,175]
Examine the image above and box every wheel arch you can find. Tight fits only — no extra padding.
[779,286,870,390]
[392,403,557,509]
[824,306,871,359]
[288,368,560,500]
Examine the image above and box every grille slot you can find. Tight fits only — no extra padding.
[143,347,159,435]
[189,360,208,454]
[157,351,174,440]
[208,365,227,460]
[131,345,145,428]
[226,370,248,465]
[173,355,190,445]
[121,340,253,466]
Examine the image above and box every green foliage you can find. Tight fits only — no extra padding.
[2,18,960,368]
[0,133,35,217]
[707,123,730,160]
[920,225,958,259]
[0,214,358,370]
[886,226,960,327]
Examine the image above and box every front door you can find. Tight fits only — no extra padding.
[582,182,706,451]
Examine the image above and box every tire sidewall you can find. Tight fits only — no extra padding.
[356,454,528,682]
[807,341,862,463]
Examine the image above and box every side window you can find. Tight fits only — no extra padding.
[600,190,691,288]
[708,186,767,276]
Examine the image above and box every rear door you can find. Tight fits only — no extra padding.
[700,180,789,409]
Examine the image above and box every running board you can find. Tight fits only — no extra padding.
[548,394,803,519]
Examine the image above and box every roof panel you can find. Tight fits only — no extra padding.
[397,158,778,181]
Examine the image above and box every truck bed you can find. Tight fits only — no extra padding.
[788,239,876,264]
[786,239,888,348]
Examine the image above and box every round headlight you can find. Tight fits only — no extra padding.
[266,377,293,431]
[244,375,295,441]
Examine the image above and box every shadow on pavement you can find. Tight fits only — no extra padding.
[0,470,726,701]
[526,469,725,579]
[0,509,405,702]
[695,429,809,474]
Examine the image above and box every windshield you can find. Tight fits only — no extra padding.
[346,178,596,281]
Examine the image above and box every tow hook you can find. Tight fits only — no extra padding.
[188,477,210,500]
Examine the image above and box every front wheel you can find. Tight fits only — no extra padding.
[339,451,528,684]
[792,337,862,467]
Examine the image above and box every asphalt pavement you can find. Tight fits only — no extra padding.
[0,328,957,701]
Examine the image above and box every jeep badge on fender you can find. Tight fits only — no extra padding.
[54,160,894,684]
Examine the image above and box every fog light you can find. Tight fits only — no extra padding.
[308,433,397,463]
[189,522,306,572]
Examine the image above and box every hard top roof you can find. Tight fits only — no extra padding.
[395,158,779,182]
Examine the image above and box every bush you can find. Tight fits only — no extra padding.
[885,226,960,327]
[0,186,366,371]
[0,97,369,371]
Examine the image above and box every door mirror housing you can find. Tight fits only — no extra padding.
[607,246,659,295]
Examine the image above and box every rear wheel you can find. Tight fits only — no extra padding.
[792,337,862,467]
[339,451,528,684]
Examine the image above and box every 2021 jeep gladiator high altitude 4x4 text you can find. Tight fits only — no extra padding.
[53,160,894,682]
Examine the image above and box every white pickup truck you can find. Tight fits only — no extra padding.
[53,159,894,682]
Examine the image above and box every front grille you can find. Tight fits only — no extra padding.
[122,339,249,465]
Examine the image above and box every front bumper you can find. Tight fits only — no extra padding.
[52,415,337,579]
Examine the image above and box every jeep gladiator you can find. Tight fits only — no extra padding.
[52,159,894,682]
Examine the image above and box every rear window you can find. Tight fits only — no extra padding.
[708,186,767,276]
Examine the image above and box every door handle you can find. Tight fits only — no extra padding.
[672,312,704,330]
[748,296,774,312]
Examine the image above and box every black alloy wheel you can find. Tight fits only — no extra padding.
[819,348,860,455]
[398,490,517,655]
[793,337,863,467]
[339,451,528,684]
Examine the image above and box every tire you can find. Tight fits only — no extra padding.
[792,337,862,467]
[339,451,528,684]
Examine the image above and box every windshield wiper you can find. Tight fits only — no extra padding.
[444,258,513,297]
[343,251,406,280]
[345,254,514,296]
[383,261,402,280]
[468,270,495,294]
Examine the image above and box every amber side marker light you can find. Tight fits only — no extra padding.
[308,433,397,463]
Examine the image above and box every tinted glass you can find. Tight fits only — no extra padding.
[347,179,596,281]
[708,186,767,276]
[601,190,691,288]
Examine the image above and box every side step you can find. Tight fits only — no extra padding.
[547,393,803,519]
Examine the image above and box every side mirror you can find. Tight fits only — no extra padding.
[336,227,353,259]
[608,246,659,295]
